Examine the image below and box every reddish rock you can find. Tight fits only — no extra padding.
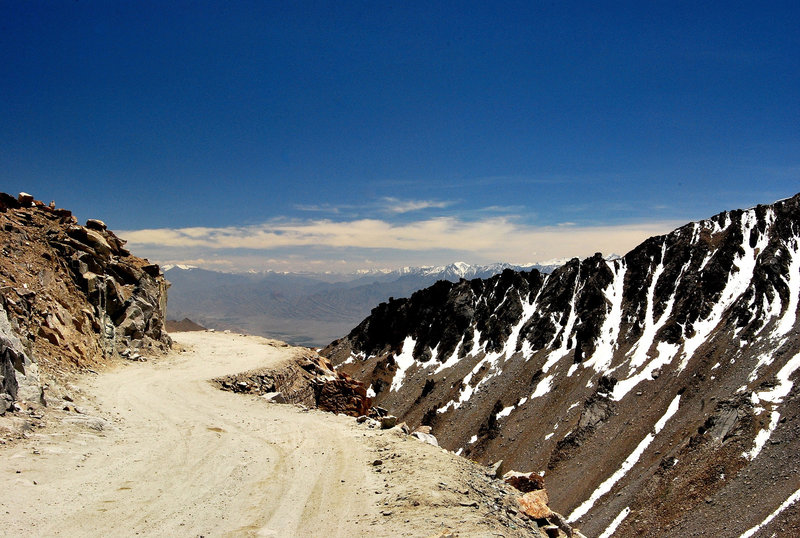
[503,470,545,492]
[518,489,552,519]
[17,192,34,206]
[315,374,372,417]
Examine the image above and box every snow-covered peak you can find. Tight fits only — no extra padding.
[162,264,197,272]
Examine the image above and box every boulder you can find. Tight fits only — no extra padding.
[503,470,545,492]
[83,229,113,257]
[518,489,552,519]
[487,459,504,478]
[85,219,107,231]
[380,415,398,429]
[315,375,371,416]
[411,431,439,446]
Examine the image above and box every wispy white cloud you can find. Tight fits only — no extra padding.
[379,197,455,213]
[293,197,456,216]
[120,215,684,272]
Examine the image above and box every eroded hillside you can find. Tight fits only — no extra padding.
[0,192,170,415]
[324,193,800,537]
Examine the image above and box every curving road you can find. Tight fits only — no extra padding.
[1,332,383,537]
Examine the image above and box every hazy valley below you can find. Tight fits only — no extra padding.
[164,261,567,346]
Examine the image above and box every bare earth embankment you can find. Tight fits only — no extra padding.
[0,332,542,537]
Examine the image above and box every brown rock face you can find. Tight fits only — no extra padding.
[314,374,371,416]
[0,192,171,407]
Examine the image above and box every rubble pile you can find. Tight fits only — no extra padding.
[216,347,371,417]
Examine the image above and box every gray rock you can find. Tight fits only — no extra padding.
[411,431,439,446]
[380,415,398,429]
[487,459,504,478]
[262,391,287,404]
[1,307,39,403]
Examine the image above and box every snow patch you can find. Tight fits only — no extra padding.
[744,349,800,458]
[434,335,465,374]
[541,271,583,373]
[772,236,800,338]
[389,336,417,392]
[496,405,515,419]
[743,411,780,461]
[581,259,627,374]
[599,506,631,538]
[530,374,553,399]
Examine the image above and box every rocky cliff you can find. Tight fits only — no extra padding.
[323,193,800,537]
[0,192,171,414]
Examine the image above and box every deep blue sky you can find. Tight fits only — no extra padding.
[2,1,798,270]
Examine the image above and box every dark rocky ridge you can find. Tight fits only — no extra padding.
[1,192,171,413]
[323,193,800,537]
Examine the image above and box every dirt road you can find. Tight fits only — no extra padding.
[1,332,540,537]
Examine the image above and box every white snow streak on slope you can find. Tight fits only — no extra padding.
[739,488,800,538]
[435,328,487,412]
[542,271,583,373]
[690,222,701,245]
[598,506,631,538]
[450,287,546,412]
[434,335,465,374]
[389,336,417,392]
[530,375,553,398]
[580,260,627,374]
[567,393,681,523]
[427,345,439,366]
[744,411,780,461]
[612,257,690,400]
[614,341,681,401]
[629,243,667,369]
[772,234,800,338]
[744,349,800,459]
[679,210,771,371]
[750,291,783,341]
[748,236,800,382]
[496,405,514,419]
[529,271,582,399]
[339,350,367,366]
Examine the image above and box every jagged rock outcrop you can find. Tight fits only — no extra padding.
[323,193,800,536]
[215,347,371,417]
[0,192,171,411]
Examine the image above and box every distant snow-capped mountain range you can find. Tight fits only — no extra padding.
[163,257,621,281]
[163,258,602,346]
